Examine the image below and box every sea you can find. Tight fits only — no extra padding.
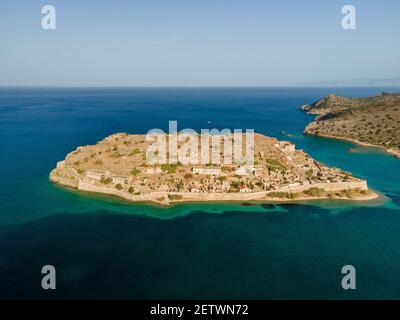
[0,87,399,299]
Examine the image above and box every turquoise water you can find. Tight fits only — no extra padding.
[1,87,400,299]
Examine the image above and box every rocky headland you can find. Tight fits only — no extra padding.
[301,92,400,158]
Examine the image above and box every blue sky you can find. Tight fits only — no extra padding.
[0,0,399,86]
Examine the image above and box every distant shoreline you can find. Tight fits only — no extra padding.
[301,92,400,159]
[304,132,400,159]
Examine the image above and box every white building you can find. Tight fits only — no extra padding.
[192,167,221,175]
[146,167,162,174]
[85,170,108,180]
[235,165,254,176]
[221,181,231,191]
[111,176,130,184]
[239,186,252,193]
[274,141,295,153]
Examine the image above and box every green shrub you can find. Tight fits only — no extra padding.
[161,164,177,174]
[305,187,325,197]
[100,177,112,184]
[130,168,141,176]
[231,181,241,189]
[266,158,285,171]
[130,148,141,156]
[111,152,122,157]
[168,194,183,200]
[267,192,287,198]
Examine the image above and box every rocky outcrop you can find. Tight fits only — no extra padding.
[301,92,400,156]
[301,94,352,115]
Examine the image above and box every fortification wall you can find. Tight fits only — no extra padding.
[277,180,368,193]
[74,179,369,204]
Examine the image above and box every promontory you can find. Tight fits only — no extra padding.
[301,92,400,158]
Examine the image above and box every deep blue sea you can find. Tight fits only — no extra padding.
[1,87,400,299]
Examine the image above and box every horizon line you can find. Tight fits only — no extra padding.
[1,85,400,89]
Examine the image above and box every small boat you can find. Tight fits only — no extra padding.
[280,131,292,137]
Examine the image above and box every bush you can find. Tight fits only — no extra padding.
[168,194,183,200]
[111,152,122,158]
[184,173,193,179]
[266,158,285,171]
[100,177,112,184]
[130,148,140,156]
[305,187,325,197]
[131,168,141,176]
[115,184,123,190]
[231,181,241,189]
[161,164,177,174]
[267,192,287,198]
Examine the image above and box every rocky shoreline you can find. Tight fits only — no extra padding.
[301,92,400,159]
[50,173,378,206]
[49,132,378,206]
[304,132,400,159]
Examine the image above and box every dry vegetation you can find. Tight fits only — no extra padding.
[302,93,400,152]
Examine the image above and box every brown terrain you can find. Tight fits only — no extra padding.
[49,132,377,205]
[301,92,400,157]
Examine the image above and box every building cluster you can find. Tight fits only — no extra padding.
[54,136,359,196]
[85,170,131,185]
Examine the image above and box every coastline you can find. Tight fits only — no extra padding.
[50,174,380,207]
[304,131,400,159]
[48,131,381,208]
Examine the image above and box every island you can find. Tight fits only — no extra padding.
[301,92,400,158]
[50,132,377,205]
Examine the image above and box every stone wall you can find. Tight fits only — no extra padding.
[276,180,368,194]
[76,179,369,204]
